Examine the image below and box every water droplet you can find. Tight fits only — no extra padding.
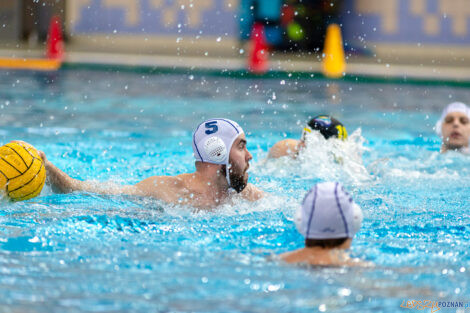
[28,236,40,243]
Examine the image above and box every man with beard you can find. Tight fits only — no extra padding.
[40,118,264,209]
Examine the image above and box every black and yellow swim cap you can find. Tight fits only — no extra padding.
[302,115,347,140]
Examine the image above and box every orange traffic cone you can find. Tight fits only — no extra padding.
[46,16,64,60]
[248,23,269,74]
[321,24,346,78]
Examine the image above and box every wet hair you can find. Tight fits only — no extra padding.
[305,238,348,248]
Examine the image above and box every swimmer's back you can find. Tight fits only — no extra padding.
[268,139,300,159]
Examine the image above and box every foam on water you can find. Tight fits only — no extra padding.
[255,129,371,185]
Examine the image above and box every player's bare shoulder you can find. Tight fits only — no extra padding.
[135,175,186,202]
[268,139,300,158]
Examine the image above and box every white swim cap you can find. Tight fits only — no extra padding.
[192,118,244,164]
[295,182,363,239]
[435,102,470,136]
[192,118,244,187]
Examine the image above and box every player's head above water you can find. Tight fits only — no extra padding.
[301,115,348,142]
[295,182,363,248]
[435,102,470,152]
[192,118,252,192]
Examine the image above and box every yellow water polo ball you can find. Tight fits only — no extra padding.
[0,141,46,201]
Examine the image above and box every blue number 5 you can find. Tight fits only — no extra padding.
[205,121,218,134]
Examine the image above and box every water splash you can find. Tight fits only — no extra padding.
[253,129,371,185]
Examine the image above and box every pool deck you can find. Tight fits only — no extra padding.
[1,36,470,83]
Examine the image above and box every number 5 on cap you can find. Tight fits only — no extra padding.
[205,121,218,134]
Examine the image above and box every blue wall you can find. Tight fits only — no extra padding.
[342,0,470,45]
[69,0,239,37]
[69,0,470,45]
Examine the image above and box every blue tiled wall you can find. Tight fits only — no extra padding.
[69,0,238,36]
[341,0,470,45]
[69,0,470,45]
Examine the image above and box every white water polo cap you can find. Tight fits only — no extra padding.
[192,118,244,165]
[435,102,470,136]
[295,182,363,239]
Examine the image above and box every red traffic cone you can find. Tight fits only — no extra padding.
[46,16,64,60]
[248,23,269,74]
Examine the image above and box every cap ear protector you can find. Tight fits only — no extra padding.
[202,135,232,186]
[204,137,227,163]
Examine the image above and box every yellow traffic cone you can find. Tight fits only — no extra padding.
[322,24,346,78]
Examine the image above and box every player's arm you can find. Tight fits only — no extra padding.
[268,139,300,158]
[40,151,177,200]
[241,183,264,201]
[40,151,142,195]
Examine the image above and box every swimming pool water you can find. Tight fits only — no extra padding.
[0,69,469,312]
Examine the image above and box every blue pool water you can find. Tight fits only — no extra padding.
[0,69,469,312]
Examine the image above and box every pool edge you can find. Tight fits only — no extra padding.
[60,61,470,88]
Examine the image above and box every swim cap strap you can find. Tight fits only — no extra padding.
[225,163,232,188]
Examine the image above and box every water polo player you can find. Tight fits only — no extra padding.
[268,115,347,159]
[40,118,264,208]
[280,182,366,266]
[435,102,470,154]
